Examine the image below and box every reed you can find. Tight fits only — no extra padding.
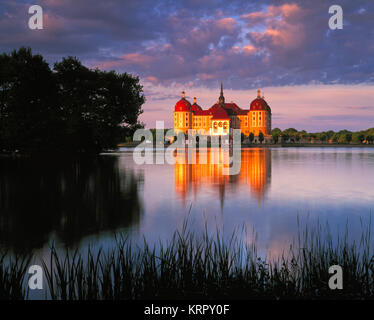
[0,251,31,300]
[2,219,374,300]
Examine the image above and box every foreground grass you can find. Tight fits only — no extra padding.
[1,221,374,300]
[0,252,31,300]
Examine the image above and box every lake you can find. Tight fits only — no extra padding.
[1,147,374,260]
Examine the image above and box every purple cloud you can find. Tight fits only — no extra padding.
[1,0,373,88]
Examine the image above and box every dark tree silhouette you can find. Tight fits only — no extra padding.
[0,48,145,153]
[249,132,254,143]
[259,131,264,144]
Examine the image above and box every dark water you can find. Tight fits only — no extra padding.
[0,155,142,251]
[1,148,374,259]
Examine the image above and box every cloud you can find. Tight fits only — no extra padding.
[1,0,374,131]
[1,0,374,88]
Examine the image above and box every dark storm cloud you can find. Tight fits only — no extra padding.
[1,0,373,88]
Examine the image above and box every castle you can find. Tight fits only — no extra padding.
[174,83,272,142]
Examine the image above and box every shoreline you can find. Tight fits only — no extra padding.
[118,143,374,149]
[1,144,373,157]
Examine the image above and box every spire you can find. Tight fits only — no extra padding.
[219,81,225,104]
[257,89,261,98]
[193,97,197,104]
[181,91,185,99]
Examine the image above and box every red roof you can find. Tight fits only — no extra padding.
[191,103,202,112]
[194,109,212,116]
[174,98,192,112]
[223,103,241,112]
[211,105,229,119]
[250,98,271,112]
[208,103,249,117]
[174,97,255,117]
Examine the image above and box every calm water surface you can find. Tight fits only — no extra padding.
[1,147,374,259]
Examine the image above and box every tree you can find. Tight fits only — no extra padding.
[271,128,281,143]
[271,128,282,136]
[259,131,264,144]
[352,132,365,144]
[249,132,254,144]
[283,128,298,142]
[54,57,145,152]
[326,130,335,140]
[272,134,279,144]
[337,132,352,144]
[0,48,145,153]
[345,133,352,144]
[366,135,374,144]
[358,134,365,143]
[0,47,59,152]
[332,133,340,143]
[300,130,308,140]
[281,133,289,143]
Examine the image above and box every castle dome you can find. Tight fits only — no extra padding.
[250,90,271,112]
[174,91,192,112]
[191,97,202,112]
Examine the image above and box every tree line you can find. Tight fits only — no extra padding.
[0,47,145,154]
[270,128,374,144]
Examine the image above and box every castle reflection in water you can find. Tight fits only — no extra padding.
[174,148,272,207]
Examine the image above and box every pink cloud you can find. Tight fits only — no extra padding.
[240,11,271,26]
[242,45,257,55]
[242,3,303,25]
[145,76,158,84]
[215,17,238,32]
[123,53,155,65]
[43,13,66,31]
[198,73,215,80]
[198,53,226,71]
[242,3,306,50]
[92,53,156,70]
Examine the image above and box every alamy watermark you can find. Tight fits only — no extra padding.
[28,5,43,30]
[328,265,343,290]
[28,265,43,290]
[329,5,343,30]
[132,121,242,176]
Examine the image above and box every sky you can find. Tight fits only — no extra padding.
[1,0,374,131]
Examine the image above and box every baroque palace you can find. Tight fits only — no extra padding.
[174,83,272,142]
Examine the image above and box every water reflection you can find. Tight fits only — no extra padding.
[1,148,373,260]
[0,156,143,251]
[174,148,271,207]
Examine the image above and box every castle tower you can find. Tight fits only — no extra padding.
[218,81,225,105]
[249,90,272,140]
[174,91,192,136]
